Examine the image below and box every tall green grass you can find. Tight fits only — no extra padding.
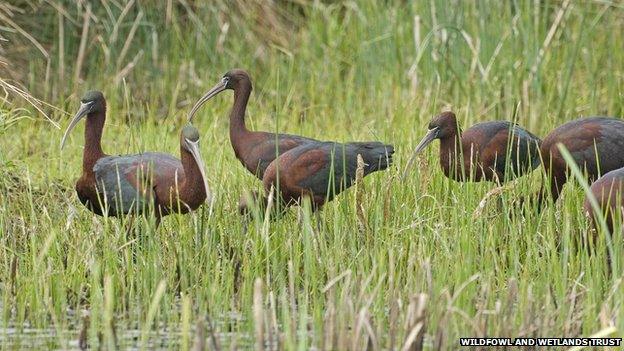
[1,0,623,349]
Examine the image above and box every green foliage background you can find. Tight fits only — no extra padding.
[0,0,622,349]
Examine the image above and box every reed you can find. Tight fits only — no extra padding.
[0,0,622,349]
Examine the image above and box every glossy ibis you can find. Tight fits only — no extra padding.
[239,141,394,214]
[584,168,624,233]
[187,69,318,180]
[61,91,211,224]
[540,117,624,203]
[405,111,541,183]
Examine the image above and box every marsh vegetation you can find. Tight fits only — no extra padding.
[0,0,622,349]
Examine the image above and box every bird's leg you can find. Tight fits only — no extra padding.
[149,201,162,231]
[314,209,322,234]
[123,215,140,265]
[536,171,565,208]
[124,215,136,239]
[242,218,249,235]
[240,206,252,235]
[494,175,506,211]
[121,215,139,266]
[307,196,323,234]
[548,174,564,204]
[154,214,161,230]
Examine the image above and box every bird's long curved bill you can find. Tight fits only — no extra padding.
[187,80,228,122]
[402,127,439,179]
[187,140,212,204]
[60,102,91,149]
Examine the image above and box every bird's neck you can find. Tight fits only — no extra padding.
[179,147,207,207]
[229,81,252,151]
[83,109,106,175]
[439,132,462,179]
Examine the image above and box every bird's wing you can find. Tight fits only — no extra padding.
[293,143,360,197]
[253,133,318,177]
[456,123,502,179]
[134,152,185,197]
[507,126,542,172]
[344,142,394,174]
[570,119,624,174]
[93,153,182,215]
[285,141,393,197]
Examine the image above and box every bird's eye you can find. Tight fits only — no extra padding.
[222,77,229,85]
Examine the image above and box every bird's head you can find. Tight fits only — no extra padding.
[81,91,106,113]
[181,124,212,204]
[402,111,459,178]
[425,111,458,141]
[182,124,200,143]
[186,69,252,122]
[60,90,106,149]
[221,69,251,90]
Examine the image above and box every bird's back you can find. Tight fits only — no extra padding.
[542,117,624,177]
[93,152,183,216]
[239,131,319,179]
[585,167,624,230]
[265,140,394,202]
[464,121,541,178]
[508,124,542,172]
[588,167,624,202]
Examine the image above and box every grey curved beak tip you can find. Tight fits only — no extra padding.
[60,102,91,152]
[413,127,439,154]
[187,80,228,123]
[186,106,198,123]
[402,127,439,179]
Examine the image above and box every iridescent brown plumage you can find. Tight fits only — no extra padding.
[239,141,394,214]
[187,69,317,180]
[539,117,624,204]
[405,111,541,183]
[61,91,211,224]
[188,71,394,214]
[584,168,624,233]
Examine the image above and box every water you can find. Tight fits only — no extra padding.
[0,314,251,350]
[0,326,183,350]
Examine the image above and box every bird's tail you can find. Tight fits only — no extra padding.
[348,142,395,174]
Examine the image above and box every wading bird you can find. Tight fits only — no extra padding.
[61,91,211,225]
[584,168,624,233]
[404,111,541,183]
[539,117,624,204]
[239,140,394,214]
[187,69,318,180]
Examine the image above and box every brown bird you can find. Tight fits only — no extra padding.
[405,111,541,183]
[540,117,624,204]
[61,91,211,225]
[187,69,318,180]
[239,140,394,214]
[584,168,624,233]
